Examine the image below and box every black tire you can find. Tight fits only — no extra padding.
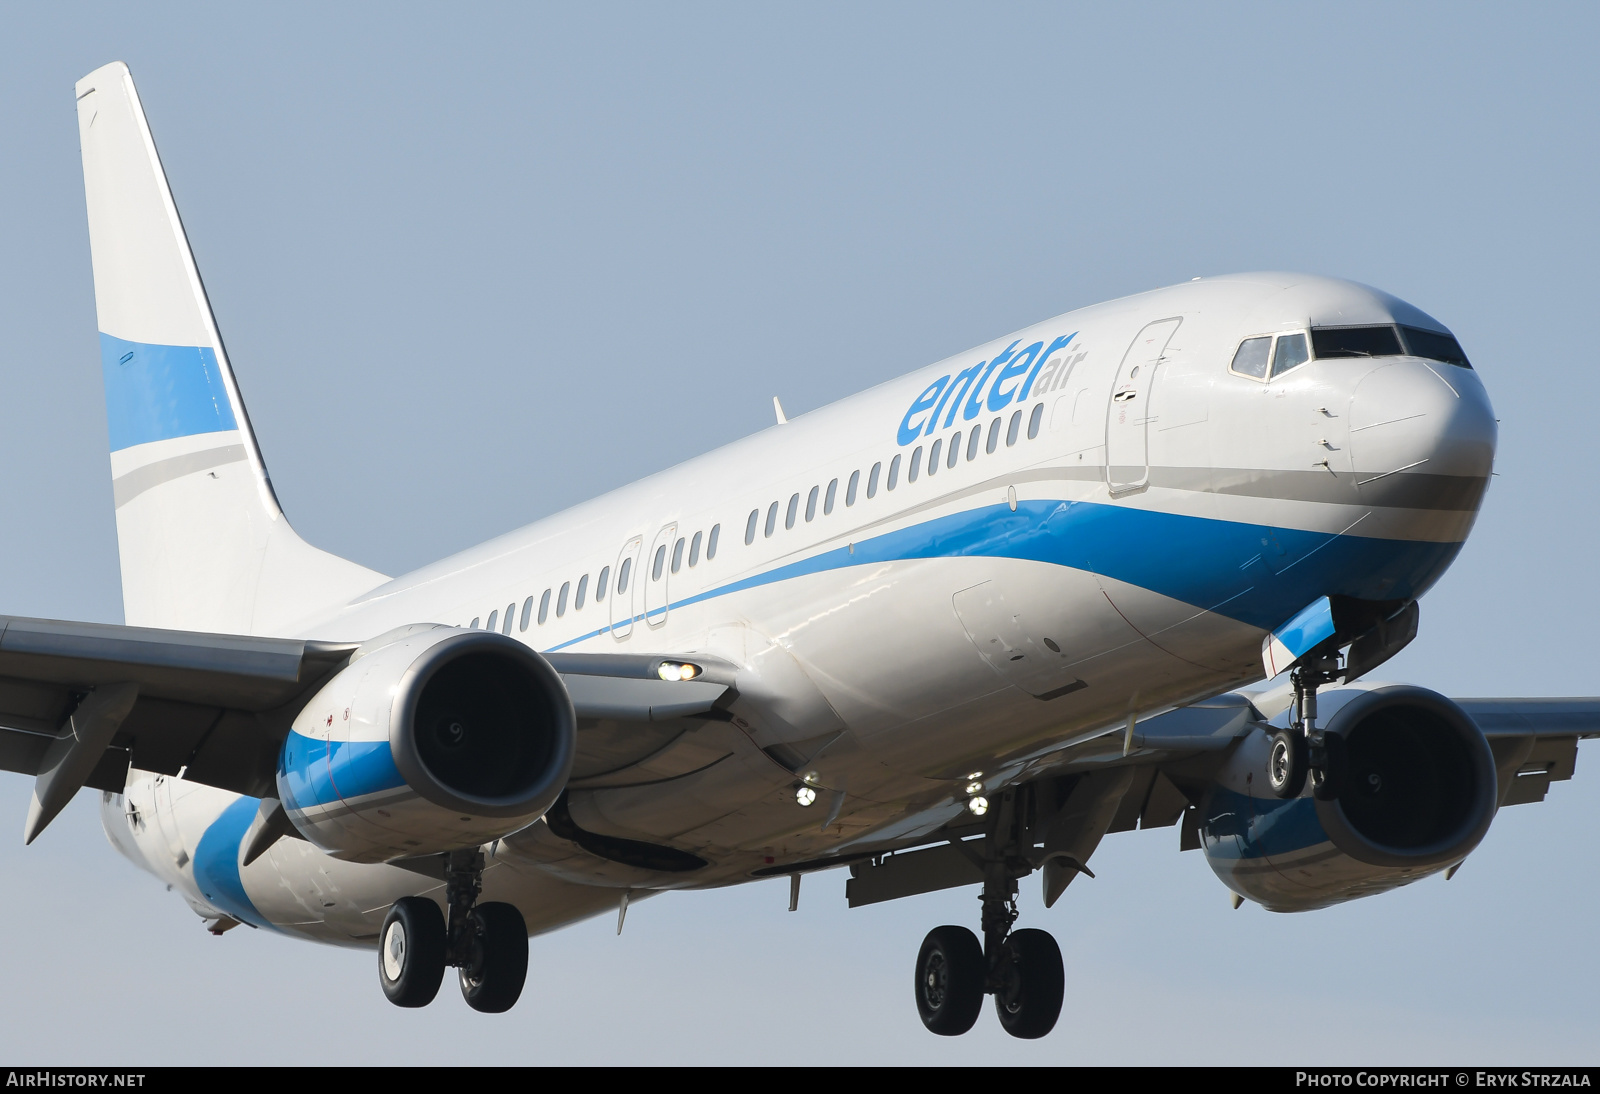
[1311,730,1347,801]
[914,925,985,1036]
[379,897,447,1008]
[994,928,1064,1040]
[459,901,529,1014]
[1268,728,1307,799]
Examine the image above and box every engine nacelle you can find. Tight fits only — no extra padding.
[1201,684,1497,911]
[278,625,575,863]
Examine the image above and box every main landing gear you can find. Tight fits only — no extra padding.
[378,848,529,1012]
[1267,655,1347,801]
[914,789,1065,1039]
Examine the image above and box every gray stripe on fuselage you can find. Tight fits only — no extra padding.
[113,444,248,508]
[733,462,1485,580]
[1151,466,1488,512]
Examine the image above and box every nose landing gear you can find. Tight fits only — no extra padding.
[913,789,1066,1039]
[378,847,529,1012]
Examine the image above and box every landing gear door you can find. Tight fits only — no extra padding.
[609,535,643,641]
[1105,317,1180,497]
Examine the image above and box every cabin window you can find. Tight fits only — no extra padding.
[765,501,778,537]
[557,582,570,617]
[1007,409,1022,446]
[947,432,961,468]
[707,523,720,558]
[1028,402,1043,439]
[597,566,610,601]
[986,417,1001,454]
[689,531,702,567]
[887,454,901,490]
[966,427,981,461]
[671,537,685,573]
[745,509,759,545]
[1230,336,1272,379]
[520,596,534,631]
[575,574,589,609]
[806,485,819,520]
[486,609,499,633]
[867,462,881,499]
[469,617,480,630]
[824,479,838,515]
[652,544,666,580]
[847,470,861,506]
[927,438,942,475]
[502,604,514,634]
[908,446,923,483]
[617,558,631,594]
[785,493,799,530]
[538,589,551,624]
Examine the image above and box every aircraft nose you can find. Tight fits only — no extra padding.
[1348,361,1496,497]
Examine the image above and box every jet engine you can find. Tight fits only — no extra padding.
[277,625,575,863]
[1200,685,1497,911]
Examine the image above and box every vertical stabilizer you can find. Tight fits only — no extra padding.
[76,62,385,635]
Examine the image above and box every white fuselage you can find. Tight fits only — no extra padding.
[101,271,1498,945]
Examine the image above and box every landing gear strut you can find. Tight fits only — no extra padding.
[378,847,529,1012]
[1268,655,1346,800]
[913,788,1065,1039]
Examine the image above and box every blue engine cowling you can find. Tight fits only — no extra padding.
[1201,684,1498,911]
[277,625,576,864]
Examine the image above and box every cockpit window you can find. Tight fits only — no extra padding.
[1271,333,1309,377]
[1230,336,1271,379]
[1309,324,1472,368]
[1399,326,1472,368]
[1311,325,1404,359]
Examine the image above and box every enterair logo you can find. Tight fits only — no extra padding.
[895,332,1077,446]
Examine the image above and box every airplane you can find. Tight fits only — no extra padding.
[7,59,1590,1038]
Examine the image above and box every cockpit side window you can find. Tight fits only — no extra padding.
[1399,326,1472,368]
[1311,325,1403,359]
[1230,336,1272,379]
[1270,332,1309,377]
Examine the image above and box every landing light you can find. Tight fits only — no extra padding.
[795,786,818,808]
[657,661,702,682]
[967,796,989,817]
[964,780,984,796]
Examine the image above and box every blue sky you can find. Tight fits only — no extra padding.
[0,2,1595,1064]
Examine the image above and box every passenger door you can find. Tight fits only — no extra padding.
[1105,317,1181,496]
[609,536,642,641]
[643,523,677,627]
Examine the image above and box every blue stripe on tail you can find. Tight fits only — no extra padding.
[100,333,237,451]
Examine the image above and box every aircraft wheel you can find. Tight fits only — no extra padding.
[914,925,984,1036]
[379,897,447,1007]
[1311,731,1348,801]
[994,928,1064,1039]
[459,901,529,1013]
[1268,728,1307,799]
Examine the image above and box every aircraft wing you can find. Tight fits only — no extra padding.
[0,615,734,841]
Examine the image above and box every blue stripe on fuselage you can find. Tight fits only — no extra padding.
[100,333,237,451]
[192,795,275,930]
[546,498,1461,651]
